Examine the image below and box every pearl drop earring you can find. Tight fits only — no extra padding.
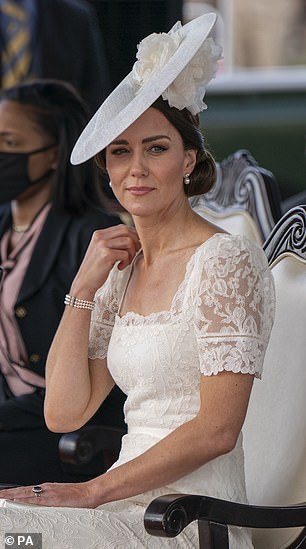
[184,173,190,185]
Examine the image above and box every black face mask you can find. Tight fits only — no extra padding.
[0,143,57,204]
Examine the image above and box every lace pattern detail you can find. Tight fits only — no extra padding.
[89,234,275,380]
[192,235,275,377]
[88,265,128,359]
[0,500,199,548]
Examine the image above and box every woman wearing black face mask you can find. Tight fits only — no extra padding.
[0,142,57,204]
[0,79,126,485]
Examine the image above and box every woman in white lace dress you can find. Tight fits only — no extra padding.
[0,13,275,549]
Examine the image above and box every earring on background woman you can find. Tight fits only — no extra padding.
[109,180,112,188]
[184,173,190,185]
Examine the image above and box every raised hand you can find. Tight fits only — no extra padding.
[71,224,141,299]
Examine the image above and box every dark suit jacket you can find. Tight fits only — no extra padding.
[0,204,118,379]
[0,0,111,112]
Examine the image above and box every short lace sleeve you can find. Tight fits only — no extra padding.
[88,264,130,359]
[194,235,275,378]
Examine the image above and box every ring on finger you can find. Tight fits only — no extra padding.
[32,485,43,497]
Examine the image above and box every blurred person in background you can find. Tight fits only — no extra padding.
[183,1,224,49]
[0,0,111,113]
[232,0,304,67]
[0,79,125,486]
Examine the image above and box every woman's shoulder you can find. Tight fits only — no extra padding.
[194,232,269,272]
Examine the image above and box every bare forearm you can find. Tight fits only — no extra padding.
[88,416,236,506]
[44,251,115,432]
[45,305,94,430]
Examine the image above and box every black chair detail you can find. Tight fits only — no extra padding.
[59,425,125,472]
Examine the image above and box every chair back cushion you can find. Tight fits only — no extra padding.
[243,206,306,548]
[192,204,262,244]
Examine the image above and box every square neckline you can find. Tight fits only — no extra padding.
[117,232,226,321]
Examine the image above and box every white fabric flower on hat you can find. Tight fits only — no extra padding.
[131,21,222,115]
[165,36,223,114]
[132,22,183,85]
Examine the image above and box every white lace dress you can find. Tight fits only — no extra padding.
[0,234,275,548]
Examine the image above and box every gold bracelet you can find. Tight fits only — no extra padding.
[64,294,95,310]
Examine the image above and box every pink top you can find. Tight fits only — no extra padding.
[0,204,51,396]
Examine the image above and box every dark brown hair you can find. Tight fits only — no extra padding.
[151,97,216,197]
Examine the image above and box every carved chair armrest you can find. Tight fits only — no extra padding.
[144,494,306,548]
[58,425,125,470]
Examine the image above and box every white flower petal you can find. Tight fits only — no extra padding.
[130,25,222,115]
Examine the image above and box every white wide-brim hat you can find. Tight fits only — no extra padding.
[71,12,220,165]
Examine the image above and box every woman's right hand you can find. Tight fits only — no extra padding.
[45,224,140,431]
[70,224,141,298]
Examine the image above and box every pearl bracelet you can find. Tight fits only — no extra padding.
[64,294,95,311]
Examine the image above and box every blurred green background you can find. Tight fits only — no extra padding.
[202,85,306,201]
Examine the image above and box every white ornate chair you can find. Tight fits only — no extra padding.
[190,149,282,244]
[144,205,306,549]
[243,204,306,549]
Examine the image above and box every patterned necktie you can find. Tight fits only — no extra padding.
[1,0,31,88]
